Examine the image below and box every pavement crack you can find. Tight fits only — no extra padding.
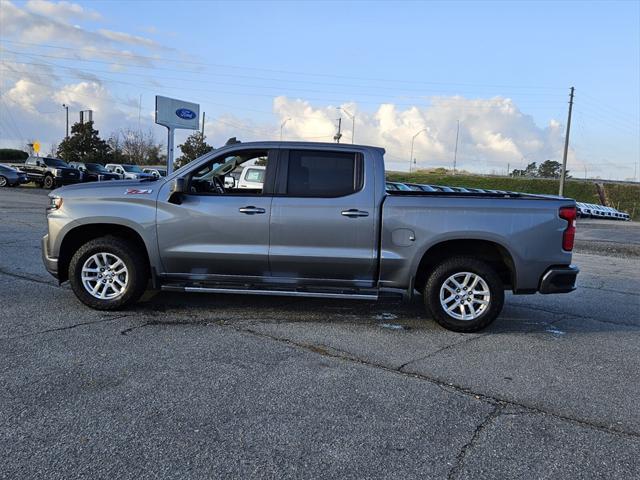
[221,322,640,439]
[510,304,640,329]
[398,334,487,371]
[447,404,502,480]
[0,268,61,288]
[2,314,133,340]
[120,322,153,335]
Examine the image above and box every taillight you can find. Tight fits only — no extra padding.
[559,206,576,251]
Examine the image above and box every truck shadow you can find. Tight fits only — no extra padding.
[130,290,636,335]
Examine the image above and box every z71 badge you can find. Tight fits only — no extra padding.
[125,188,153,195]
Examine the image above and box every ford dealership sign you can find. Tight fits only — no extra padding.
[175,108,196,120]
[155,95,200,130]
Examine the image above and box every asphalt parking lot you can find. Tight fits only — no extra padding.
[1,187,639,479]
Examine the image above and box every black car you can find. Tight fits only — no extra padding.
[0,163,29,187]
[22,157,82,189]
[69,162,120,182]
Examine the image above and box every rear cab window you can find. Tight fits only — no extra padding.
[280,149,362,197]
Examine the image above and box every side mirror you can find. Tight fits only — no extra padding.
[171,177,186,194]
[169,177,186,205]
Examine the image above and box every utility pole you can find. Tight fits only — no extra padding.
[137,94,142,133]
[280,117,290,141]
[201,112,205,135]
[334,118,342,143]
[559,86,575,196]
[453,120,460,175]
[338,107,355,143]
[62,104,69,139]
[507,163,510,176]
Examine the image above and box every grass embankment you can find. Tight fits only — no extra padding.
[386,171,640,220]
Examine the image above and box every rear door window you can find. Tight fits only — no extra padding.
[284,150,361,197]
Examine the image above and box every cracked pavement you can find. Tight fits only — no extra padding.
[1,188,639,479]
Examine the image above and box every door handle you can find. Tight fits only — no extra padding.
[341,209,369,218]
[239,206,266,214]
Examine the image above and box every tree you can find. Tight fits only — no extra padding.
[537,160,569,179]
[176,131,213,167]
[511,162,538,177]
[57,121,111,163]
[107,129,165,165]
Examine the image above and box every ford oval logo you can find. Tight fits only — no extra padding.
[175,108,196,120]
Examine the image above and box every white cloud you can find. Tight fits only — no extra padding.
[253,96,570,173]
[97,29,161,49]
[25,0,102,21]
[0,0,166,58]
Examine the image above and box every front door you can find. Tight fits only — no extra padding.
[269,149,377,286]
[156,148,275,279]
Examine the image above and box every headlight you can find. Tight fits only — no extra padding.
[47,196,63,211]
[53,168,61,176]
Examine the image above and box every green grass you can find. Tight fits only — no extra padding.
[386,171,640,220]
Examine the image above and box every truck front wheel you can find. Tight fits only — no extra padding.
[43,175,55,189]
[424,256,504,332]
[68,235,148,310]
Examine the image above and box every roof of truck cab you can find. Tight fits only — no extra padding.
[217,141,386,154]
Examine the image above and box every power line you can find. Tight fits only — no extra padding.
[1,50,569,102]
[0,39,566,91]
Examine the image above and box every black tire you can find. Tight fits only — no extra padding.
[43,175,55,189]
[424,256,504,332]
[68,235,148,310]
[0,176,7,187]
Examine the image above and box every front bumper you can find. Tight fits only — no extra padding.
[539,265,579,294]
[41,234,59,279]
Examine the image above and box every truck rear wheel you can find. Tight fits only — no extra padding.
[424,256,504,332]
[68,235,148,310]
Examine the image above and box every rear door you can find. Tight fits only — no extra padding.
[269,148,377,286]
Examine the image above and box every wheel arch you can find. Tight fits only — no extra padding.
[57,223,151,283]
[413,238,516,293]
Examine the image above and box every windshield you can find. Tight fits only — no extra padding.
[44,158,70,168]
[122,164,143,173]
[244,168,265,183]
[86,163,109,173]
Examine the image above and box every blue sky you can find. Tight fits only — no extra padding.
[1,0,638,179]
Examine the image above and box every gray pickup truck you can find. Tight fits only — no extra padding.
[42,142,578,332]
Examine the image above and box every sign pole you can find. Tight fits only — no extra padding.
[166,126,174,175]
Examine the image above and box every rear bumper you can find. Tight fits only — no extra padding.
[41,234,59,279]
[539,265,579,294]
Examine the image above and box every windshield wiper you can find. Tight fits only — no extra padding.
[139,176,158,182]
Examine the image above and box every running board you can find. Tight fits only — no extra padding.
[161,285,378,300]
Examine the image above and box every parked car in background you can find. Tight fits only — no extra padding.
[105,164,155,180]
[21,157,82,189]
[0,163,29,187]
[143,167,167,178]
[385,181,412,191]
[405,183,438,192]
[69,162,121,182]
[237,165,266,189]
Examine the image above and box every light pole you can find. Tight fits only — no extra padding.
[62,103,69,139]
[410,128,428,173]
[338,107,355,143]
[453,120,460,175]
[280,117,291,141]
